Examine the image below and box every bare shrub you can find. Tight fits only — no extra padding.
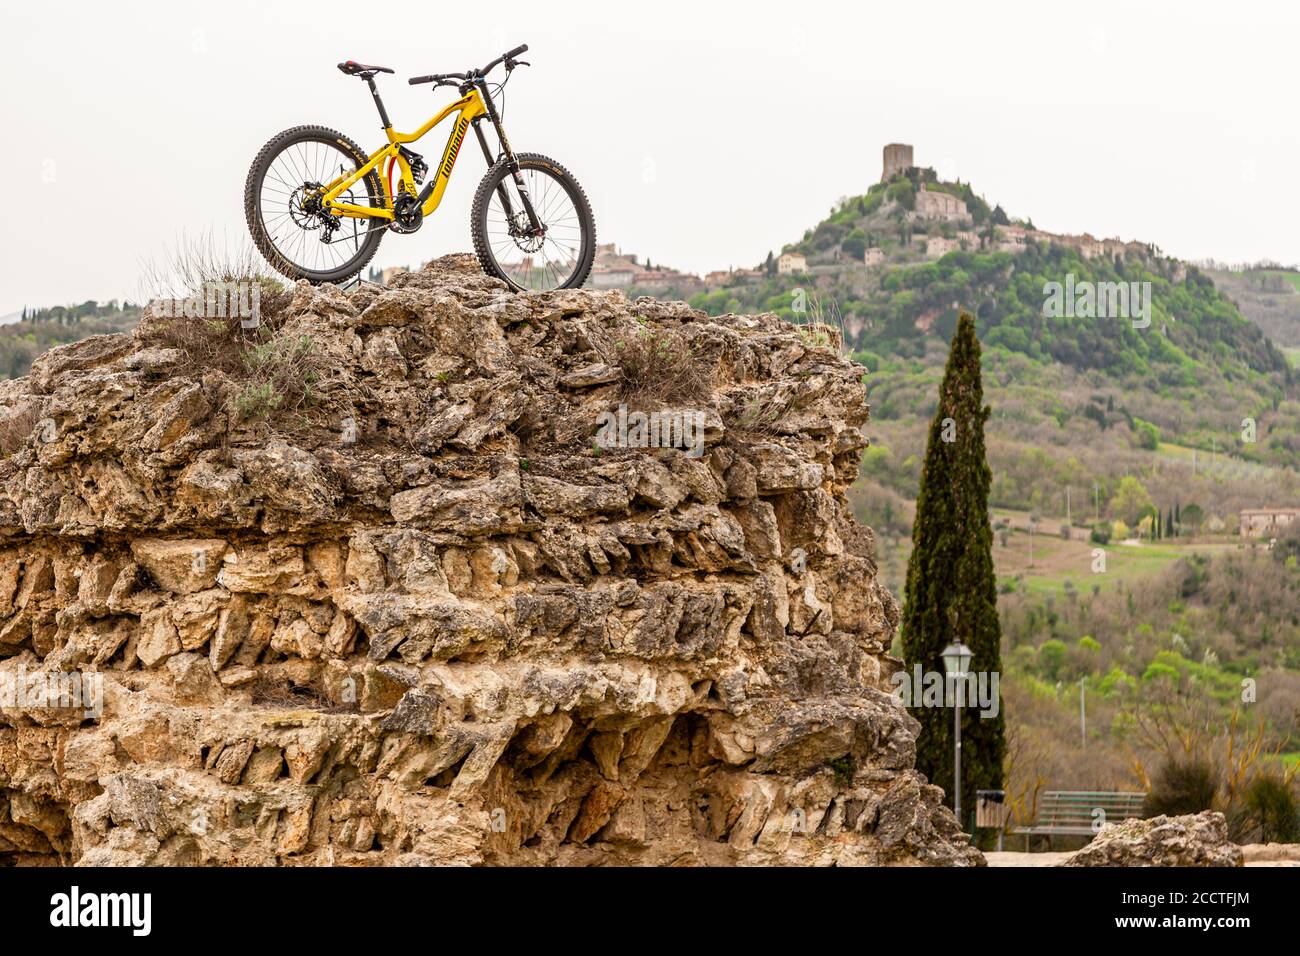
[1145,757,1220,816]
[139,232,293,372]
[729,391,786,438]
[250,673,330,709]
[1229,773,1300,843]
[607,324,711,406]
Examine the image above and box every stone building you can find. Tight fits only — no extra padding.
[913,185,968,222]
[1239,508,1300,539]
[995,225,1030,254]
[589,242,701,290]
[925,236,960,259]
[863,247,885,267]
[882,143,914,182]
[777,252,808,275]
[590,266,636,289]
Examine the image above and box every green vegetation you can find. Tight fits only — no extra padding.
[0,302,141,379]
[902,312,1005,810]
[731,176,1300,830]
[691,176,1299,474]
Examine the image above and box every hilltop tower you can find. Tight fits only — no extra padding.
[882,143,914,182]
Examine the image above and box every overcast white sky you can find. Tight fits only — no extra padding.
[2,0,1298,316]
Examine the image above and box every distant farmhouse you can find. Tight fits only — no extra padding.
[777,252,808,275]
[1239,508,1300,539]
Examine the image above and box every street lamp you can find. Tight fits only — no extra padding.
[941,640,973,827]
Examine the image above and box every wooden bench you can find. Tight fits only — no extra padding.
[1011,790,1146,850]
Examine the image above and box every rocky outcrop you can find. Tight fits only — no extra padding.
[0,255,980,866]
[1063,812,1244,867]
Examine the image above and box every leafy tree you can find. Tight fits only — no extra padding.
[1110,476,1154,527]
[887,179,915,211]
[902,312,1004,820]
[1037,639,1067,680]
[842,228,868,260]
[1133,418,1160,450]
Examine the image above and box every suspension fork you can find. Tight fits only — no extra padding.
[473,80,543,233]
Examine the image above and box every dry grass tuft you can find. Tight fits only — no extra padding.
[140,232,287,308]
[138,234,327,424]
[606,324,712,406]
[794,291,848,355]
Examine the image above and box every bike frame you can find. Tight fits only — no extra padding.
[321,87,489,221]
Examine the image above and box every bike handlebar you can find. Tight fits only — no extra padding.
[409,72,463,86]
[408,44,528,86]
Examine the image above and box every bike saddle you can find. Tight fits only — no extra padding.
[337,61,395,77]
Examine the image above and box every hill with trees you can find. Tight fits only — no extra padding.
[0,300,141,379]
[670,168,1300,835]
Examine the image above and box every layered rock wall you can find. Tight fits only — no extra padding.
[0,256,979,866]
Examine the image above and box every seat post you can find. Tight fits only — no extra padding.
[365,76,392,129]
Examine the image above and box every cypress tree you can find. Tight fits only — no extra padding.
[901,311,1004,821]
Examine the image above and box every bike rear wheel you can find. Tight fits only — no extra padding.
[244,125,386,284]
[471,153,595,291]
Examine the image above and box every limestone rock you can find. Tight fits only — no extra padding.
[0,254,977,867]
[1062,812,1245,867]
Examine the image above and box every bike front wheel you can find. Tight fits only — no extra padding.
[471,153,595,292]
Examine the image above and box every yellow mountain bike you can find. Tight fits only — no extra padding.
[244,44,595,291]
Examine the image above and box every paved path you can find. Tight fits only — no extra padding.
[986,850,1300,867]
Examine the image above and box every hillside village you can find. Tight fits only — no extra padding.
[578,143,1164,297]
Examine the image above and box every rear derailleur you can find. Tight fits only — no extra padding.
[292,182,343,242]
